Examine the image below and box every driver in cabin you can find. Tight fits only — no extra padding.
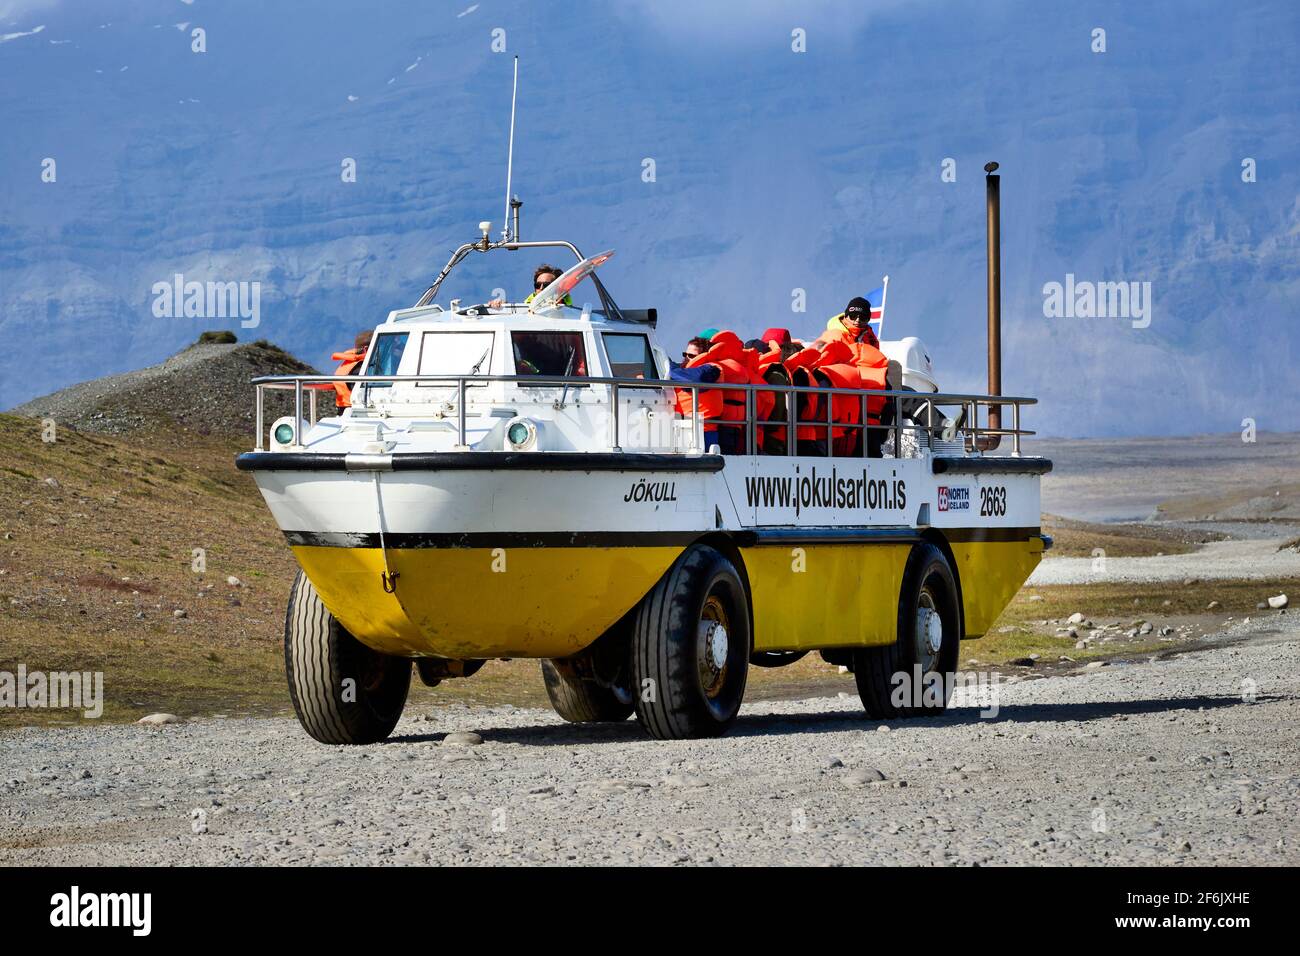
[487,264,574,309]
[326,330,372,412]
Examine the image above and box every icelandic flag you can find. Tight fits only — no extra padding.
[865,285,885,319]
[865,282,886,334]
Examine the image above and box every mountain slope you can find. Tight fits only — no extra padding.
[0,0,1297,436]
[13,337,317,437]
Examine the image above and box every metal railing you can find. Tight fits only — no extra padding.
[250,373,1037,457]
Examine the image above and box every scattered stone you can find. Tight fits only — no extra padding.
[226,575,242,588]
[1067,612,1086,625]
[1139,622,1154,635]
[662,773,710,789]
[1267,594,1288,609]
[1027,594,1044,602]
[442,731,483,746]
[1008,657,1036,667]
[137,713,183,726]
[1183,578,1197,586]
[1084,661,1109,670]
[173,609,187,619]
[1075,640,1088,649]
[827,757,844,769]
[1206,601,1221,611]
[842,767,886,787]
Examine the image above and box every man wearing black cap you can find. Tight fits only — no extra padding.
[817,296,881,349]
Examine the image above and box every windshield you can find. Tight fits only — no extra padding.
[603,332,657,379]
[417,331,494,386]
[511,331,587,380]
[362,332,409,389]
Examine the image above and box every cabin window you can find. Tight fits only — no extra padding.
[417,331,494,387]
[602,333,657,380]
[362,332,409,389]
[510,331,587,381]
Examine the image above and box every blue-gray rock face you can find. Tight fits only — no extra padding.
[2,0,1297,437]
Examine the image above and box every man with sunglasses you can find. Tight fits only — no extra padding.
[488,263,574,308]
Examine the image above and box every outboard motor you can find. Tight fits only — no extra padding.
[879,336,962,454]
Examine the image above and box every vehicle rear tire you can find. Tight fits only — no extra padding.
[854,542,961,719]
[631,544,751,739]
[540,660,635,723]
[284,570,411,744]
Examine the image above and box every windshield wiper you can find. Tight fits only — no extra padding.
[556,346,576,409]
[468,346,491,376]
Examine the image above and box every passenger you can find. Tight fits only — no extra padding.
[329,330,373,411]
[672,337,724,451]
[676,331,772,455]
[760,327,796,351]
[487,264,574,308]
[753,341,792,455]
[782,346,829,456]
[812,341,867,457]
[816,296,881,350]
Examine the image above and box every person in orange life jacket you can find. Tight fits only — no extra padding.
[810,340,869,456]
[778,344,829,456]
[748,338,794,455]
[697,330,776,454]
[671,336,723,450]
[816,295,882,350]
[330,330,373,411]
[487,263,574,308]
[832,297,965,445]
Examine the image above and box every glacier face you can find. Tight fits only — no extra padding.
[1,0,1296,436]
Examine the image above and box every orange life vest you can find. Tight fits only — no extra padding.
[813,344,863,453]
[783,347,827,443]
[331,348,367,409]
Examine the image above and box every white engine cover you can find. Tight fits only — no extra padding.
[880,336,938,393]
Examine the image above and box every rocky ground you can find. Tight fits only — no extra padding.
[2,614,1296,866]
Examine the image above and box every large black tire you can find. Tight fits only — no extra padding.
[854,542,962,719]
[540,660,635,723]
[631,544,751,739]
[284,570,411,744]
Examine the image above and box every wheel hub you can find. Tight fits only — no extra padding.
[700,620,729,671]
[915,595,943,667]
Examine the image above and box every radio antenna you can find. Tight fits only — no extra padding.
[502,56,519,242]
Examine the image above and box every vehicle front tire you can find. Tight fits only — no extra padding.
[284,570,411,744]
[854,542,961,719]
[631,544,751,740]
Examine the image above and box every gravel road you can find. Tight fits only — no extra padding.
[1030,538,1300,586]
[2,616,1297,866]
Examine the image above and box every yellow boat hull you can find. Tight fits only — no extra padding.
[292,531,1042,658]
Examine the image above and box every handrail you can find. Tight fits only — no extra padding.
[250,372,1037,456]
[414,239,587,308]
